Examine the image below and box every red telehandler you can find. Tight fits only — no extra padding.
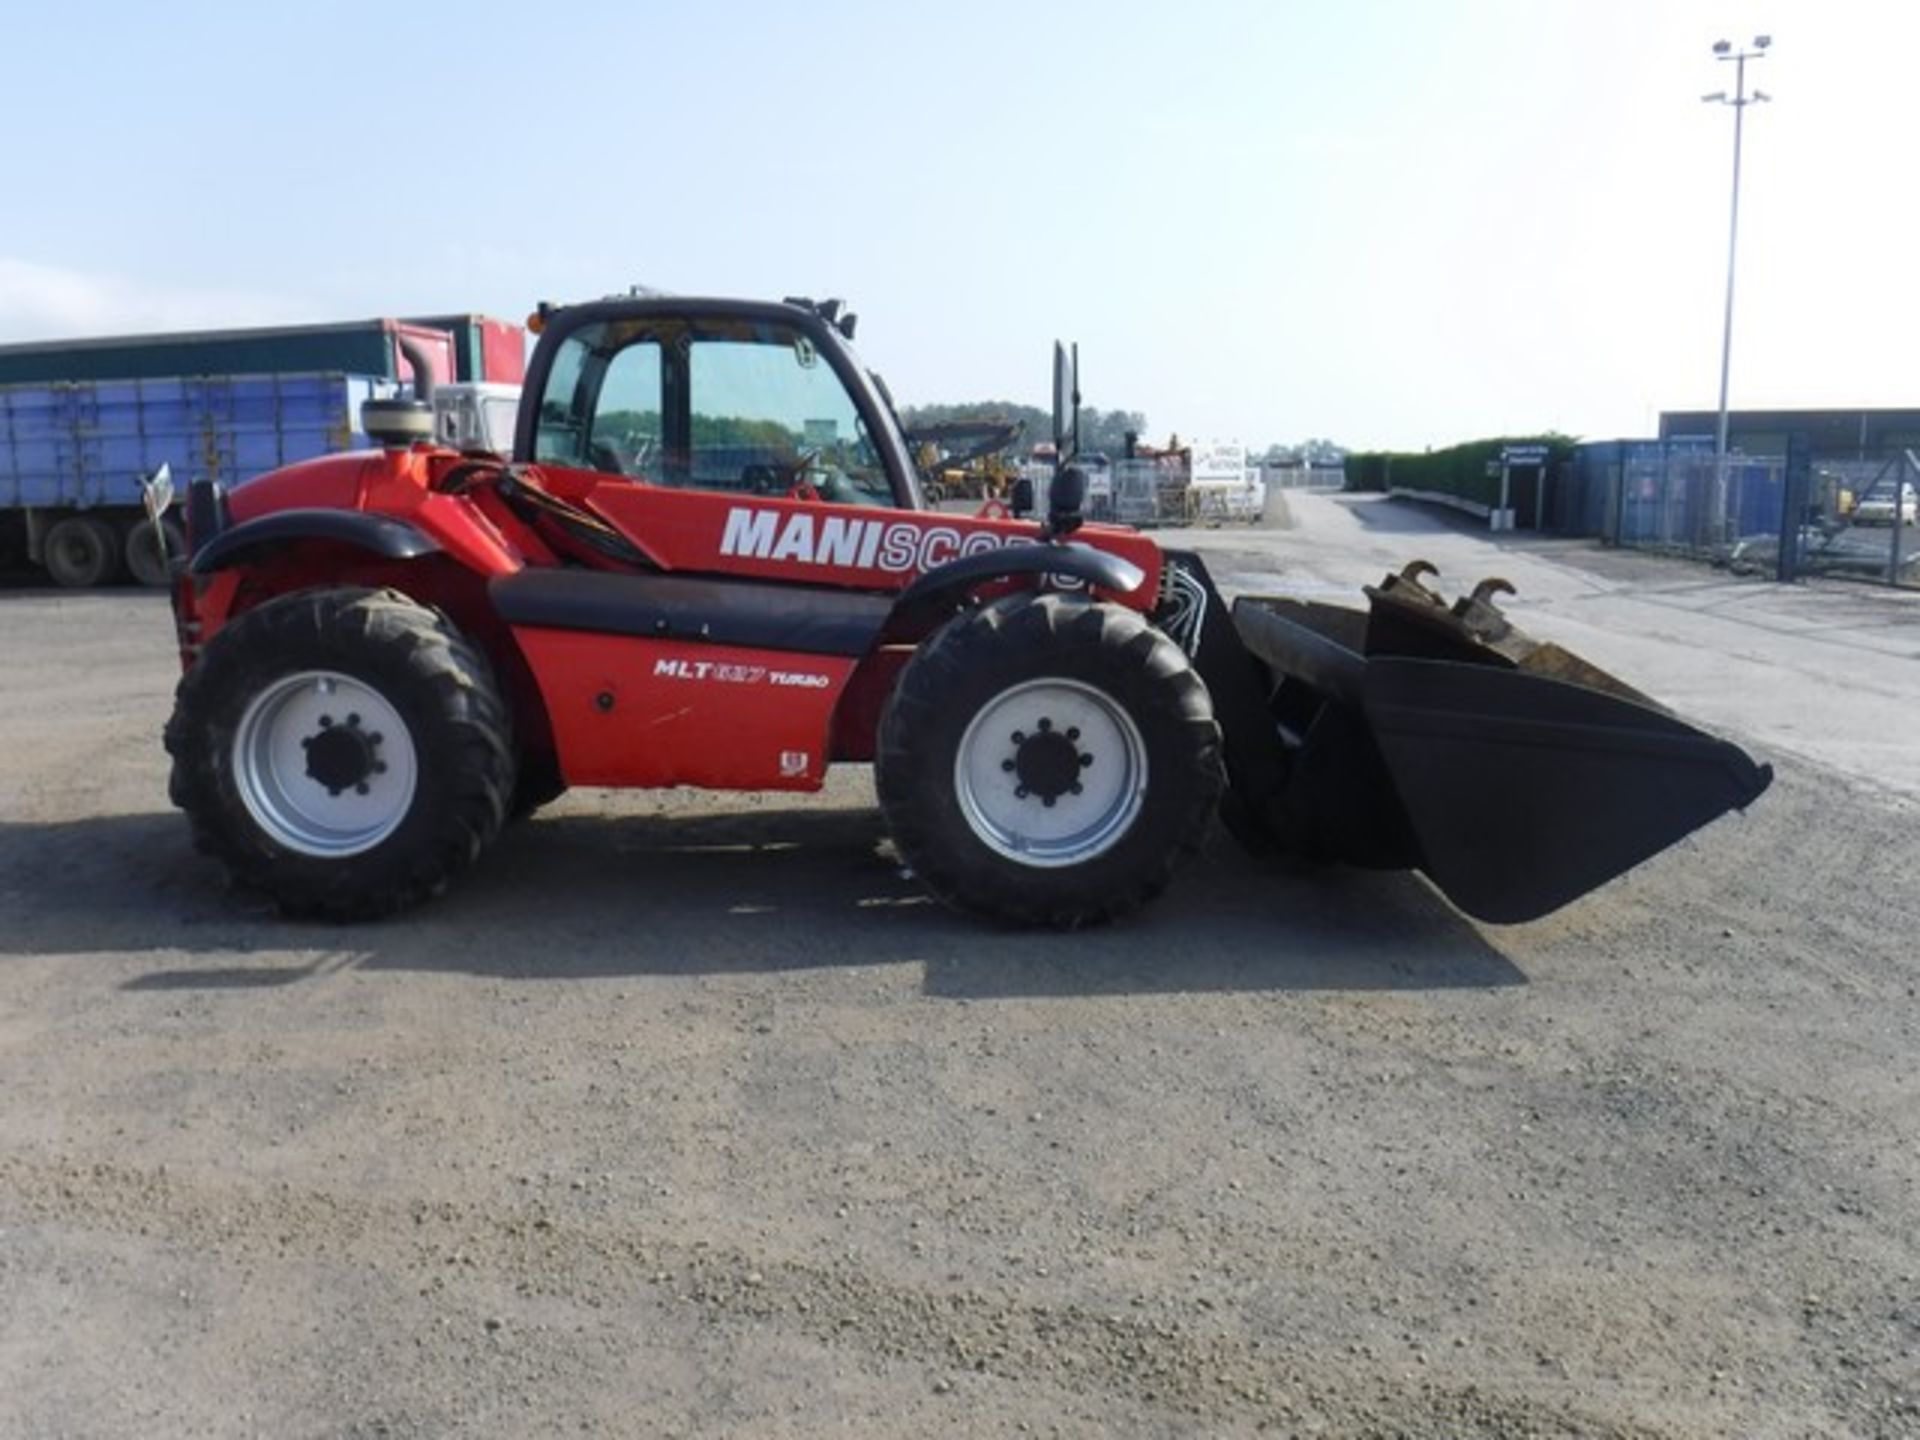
[150,294,1770,926]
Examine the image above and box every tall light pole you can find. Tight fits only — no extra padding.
[1703,35,1772,541]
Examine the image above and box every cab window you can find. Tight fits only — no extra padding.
[532,318,898,508]
[532,329,663,479]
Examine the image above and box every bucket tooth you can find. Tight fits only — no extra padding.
[1376,560,1447,607]
[1451,578,1518,644]
[1465,576,1516,607]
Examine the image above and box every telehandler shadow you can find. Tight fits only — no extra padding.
[401,808,1523,995]
[2,805,1524,997]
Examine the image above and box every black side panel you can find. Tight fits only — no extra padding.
[189,509,439,576]
[490,570,894,657]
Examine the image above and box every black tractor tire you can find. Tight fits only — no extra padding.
[123,515,185,588]
[877,593,1222,927]
[43,515,123,588]
[165,586,516,920]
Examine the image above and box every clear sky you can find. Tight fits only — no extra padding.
[1,1,1909,451]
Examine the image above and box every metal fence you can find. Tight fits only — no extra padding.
[1560,441,1919,589]
[1796,450,1919,586]
[1110,459,1169,525]
[1261,464,1347,492]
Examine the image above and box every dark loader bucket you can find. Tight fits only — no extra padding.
[1179,556,1772,925]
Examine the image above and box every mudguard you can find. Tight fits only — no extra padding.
[188,509,441,576]
[890,541,1147,627]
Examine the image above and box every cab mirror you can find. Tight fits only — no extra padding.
[1051,341,1079,465]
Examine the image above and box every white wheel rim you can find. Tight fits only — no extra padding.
[232,669,419,858]
[954,678,1148,868]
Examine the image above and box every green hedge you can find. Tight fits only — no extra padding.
[1345,435,1574,507]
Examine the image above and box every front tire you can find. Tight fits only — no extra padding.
[877,593,1222,927]
[165,587,515,919]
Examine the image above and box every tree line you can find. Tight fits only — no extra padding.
[900,400,1150,459]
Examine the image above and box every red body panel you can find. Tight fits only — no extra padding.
[183,446,1169,795]
[575,479,1164,603]
[188,450,526,655]
[226,452,374,521]
[224,449,522,579]
[513,628,855,789]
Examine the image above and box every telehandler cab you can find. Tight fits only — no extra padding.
[155,294,1770,926]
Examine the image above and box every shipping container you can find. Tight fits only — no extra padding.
[0,371,391,588]
[0,319,456,390]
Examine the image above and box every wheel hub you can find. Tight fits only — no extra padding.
[233,670,418,858]
[301,713,388,797]
[1005,718,1093,807]
[955,678,1148,869]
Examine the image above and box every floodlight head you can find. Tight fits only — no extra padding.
[1753,89,1771,102]
[1712,38,1731,54]
[1702,91,1726,103]
[1754,34,1772,49]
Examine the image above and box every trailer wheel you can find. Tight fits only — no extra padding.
[123,515,185,588]
[877,593,1222,927]
[165,587,515,919]
[43,516,123,588]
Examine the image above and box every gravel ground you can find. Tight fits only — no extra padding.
[3,501,1919,1438]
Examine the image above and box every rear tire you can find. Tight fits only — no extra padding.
[124,515,185,587]
[165,587,515,919]
[877,593,1221,927]
[43,515,122,588]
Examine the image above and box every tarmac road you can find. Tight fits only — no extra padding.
[3,498,1919,1438]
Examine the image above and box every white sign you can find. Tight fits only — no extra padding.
[1188,439,1248,490]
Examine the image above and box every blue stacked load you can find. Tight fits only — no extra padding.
[0,372,388,509]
